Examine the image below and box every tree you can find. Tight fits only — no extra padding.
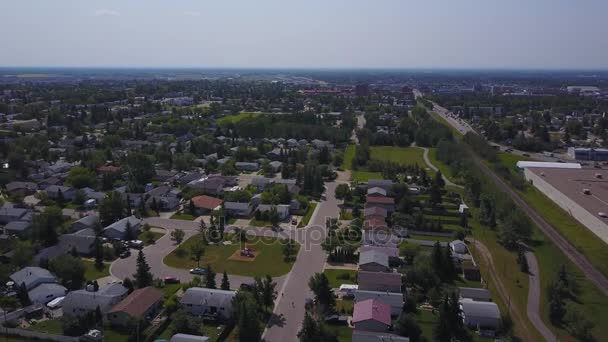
[93,237,104,270]
[564,306,595,342]
[67,166,97,189]
[99,191,126,226]
[308,273,335,309]
[11,241,34,268]
[31,206,63,246]
[171,229,185,244]
[334,184,351,201]
[232,291,262,342]
[268,207,280,227]
[297,312,338,342]
[221,271,230,290]
[16,282,30,306]
[517,248,529,273]
[205,264,216,289]
[123,277,134,294]
[189,199,196,215]
[395,313,422,342]
[261,275,277,308]
[429,184,442,207]
[189,241,205,267]
[434,170,445,189]
[49,254,86,290]
[434,292,468,342]
[282,239,297,262]
[124,221,135,241]
[133,250,153,288]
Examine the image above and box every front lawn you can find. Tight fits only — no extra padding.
[324,269,357,288]
[164,234,299,277]
[27,319,63,334]
[298,202,317,228]
[170,212,197,221]
[83,260,110,280]
[139,230,165,245]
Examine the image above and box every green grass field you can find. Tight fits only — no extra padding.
[164,234,299,277]
[352,170,382,182]
[217,112,261,125]
[83,260,110,280]
[370,146,426,166]
[139,230,165,245]
[428,147,463,184]
[297,202,317,228]
[27,319,63,334]
[323,269,357,288]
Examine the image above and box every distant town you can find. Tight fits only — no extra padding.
[0,68,606,342]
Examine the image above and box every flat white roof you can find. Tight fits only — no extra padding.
[516,161,581,169]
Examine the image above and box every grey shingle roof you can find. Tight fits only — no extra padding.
[63,284,128,314]
[180,287,236,309]
[10,267,57,290]
[359,250,389,268]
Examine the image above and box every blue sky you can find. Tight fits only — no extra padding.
[1,0,607,69]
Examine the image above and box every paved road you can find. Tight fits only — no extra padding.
[525,251,556,341]
[419,88,608,296]
[263,182,339,342]
[418,146,463,189]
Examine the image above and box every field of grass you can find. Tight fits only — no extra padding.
[165,234,299,277]
[352,170,382,182]
[217,112,261,125]
[298,202,317,228]
[27,319,63,334]
[323,269,357,288]
[83,260,110,280]
[170,212,197,221]
[370,146,426,167]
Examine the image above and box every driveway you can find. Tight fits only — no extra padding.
[263,182,338,342]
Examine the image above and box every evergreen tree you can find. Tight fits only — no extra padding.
[205,264,216,289]
[395,312,422,342]
[262,275,277,308]
[93,237,104,270]
[133,250,153,288]
[221,271,230,290]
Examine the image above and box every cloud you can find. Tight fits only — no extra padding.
[94,9,121,17]
[183,11,201,17]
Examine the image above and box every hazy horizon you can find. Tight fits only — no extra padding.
[2,0,608,70]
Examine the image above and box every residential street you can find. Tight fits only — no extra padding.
[263,182,338,342]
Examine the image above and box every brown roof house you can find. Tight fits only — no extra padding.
[107,287,163,327]
[365,196,395,213]
[357,271,402,293]
[191,195,223,215]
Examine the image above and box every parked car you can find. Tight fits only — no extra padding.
[190,268,206,275]
[291,218,298,225]
[164,276,180,284]
[129,240,144,249]
[119,250,131,258]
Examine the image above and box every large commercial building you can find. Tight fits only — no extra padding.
[568,147,608,161]
[522,167,608,244]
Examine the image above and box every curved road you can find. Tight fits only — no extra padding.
[525,251,557,341]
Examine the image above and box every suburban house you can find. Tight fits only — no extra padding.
[367,179,394,192]
[28,283,67,305]
[352,330,409,342]
[10,267,67,305]
[251,177,273,190]
[103,216,142,240]
[71,214,99,232]
[459,299,501,330]
[359,250,390,272]
[180,287,236,319]
[235,162,259,171]
[170,334,210,342]
[5,181,37,197]
[256,204,290,220]
[352,299,391,332]
[10,267,57,291]
[63,284,129,317]
[224,201,255,217]
[359,245,399,258]
[0,204,28,224]
[4,221,31,237]
[268,161,282,172]
[145,186,181,211]
[363,217,388,232]
[354,290,404,316]
[365,196,395,213]
[191,195,223,215]
[357,271,402,293]
[45,185,76,201]
[363,206,388,222]
[107,287,163,327]
[367,187,387,197]
[459,287,492,302]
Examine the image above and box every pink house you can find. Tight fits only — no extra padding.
[352,299,391,332]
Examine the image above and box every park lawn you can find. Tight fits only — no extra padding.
[298,202,317,228]
[519,184,608,278]
[327,324,353,342]
[170,212,197,221]
[324,269,357,288]
[370,146,426,167]
[83,260,110,280]
[165,234,299,277]
[217,112,261,125]
[27,318,63,334]
[352,170,382,182]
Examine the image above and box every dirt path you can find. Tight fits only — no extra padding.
[473,240,536,342]
[525,251,557,341]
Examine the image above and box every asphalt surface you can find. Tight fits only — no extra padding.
[418,88,608,296]
[262,182,339,342]
[525,251,556,341]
